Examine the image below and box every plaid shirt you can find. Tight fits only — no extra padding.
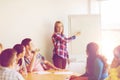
[52,33,76,59]
[0,66,24,80]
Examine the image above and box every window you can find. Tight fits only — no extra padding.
[101,0,120,64]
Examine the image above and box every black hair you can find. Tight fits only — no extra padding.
[13,44,24,55]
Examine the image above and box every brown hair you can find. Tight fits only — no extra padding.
[0,43,2,48]
[111,45,120,68]
[0,48,17,67]
[0,43,3,54]
[13,44,24,56]
[13,44,25,66]
[86,42,108,73]
[54,21,64,34]
[113,45,120,59]
[21,38,32,47]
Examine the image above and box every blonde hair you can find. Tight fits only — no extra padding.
[0,43,3,48]
[0,43,3,53]
[54,21,64,34]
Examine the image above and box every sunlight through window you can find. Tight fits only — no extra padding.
[101,0,120,64]
[101,0,120,29]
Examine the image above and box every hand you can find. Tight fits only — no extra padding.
[19,70,28,77]
[70,75,88,80]
[69,75,78,80]
[31,48,40,55]
[34,48,40,52]
[74,32,81,36]
[67,58,70,65]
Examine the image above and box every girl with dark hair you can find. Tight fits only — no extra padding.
[52,21,80,69]
[13,44,27,76]
[70,42,108,80]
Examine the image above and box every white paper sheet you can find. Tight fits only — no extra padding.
[34,71,51,74]
[54,71,73,75]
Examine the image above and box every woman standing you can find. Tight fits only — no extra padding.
[52,21,80,69]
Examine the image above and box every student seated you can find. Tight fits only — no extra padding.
[70,42,108,80]
[13,44,27,76]
[105,45,120,80]
[0,48,24,80]
[21,38,59,72]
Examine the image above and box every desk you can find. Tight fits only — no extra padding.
[24,70,79,80]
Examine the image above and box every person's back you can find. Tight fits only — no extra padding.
[0,49,24,80]
[70,42,108,80]
[0,66,24,80]
[92,57,108,80]
[85,42,108,80]
[82,56,108,80]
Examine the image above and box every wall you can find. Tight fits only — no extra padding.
[0,0,99,62]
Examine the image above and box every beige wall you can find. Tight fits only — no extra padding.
[0,0,99,62]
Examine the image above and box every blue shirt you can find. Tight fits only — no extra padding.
[89,58,108,80]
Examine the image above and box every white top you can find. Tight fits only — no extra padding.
[0,66,24,80]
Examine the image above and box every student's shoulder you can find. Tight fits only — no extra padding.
[52,33,57,37]
[95,58,103,65]
[8,69,24,80]
[14,70,24,80]
[52,33,60,38]
[53,33,58,36]
[11,69,21,75]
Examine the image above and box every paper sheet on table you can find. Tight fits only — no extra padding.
[34,71,51,74]
[54,71,73,75]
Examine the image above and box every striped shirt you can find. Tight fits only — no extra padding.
[52,33,76,59]
[16,58,27,75]
[24,53,44,72]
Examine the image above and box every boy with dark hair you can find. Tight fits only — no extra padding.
[21,38,59,72]
[0,48,24,80]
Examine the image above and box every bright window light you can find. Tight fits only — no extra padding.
[101,32,115,64]
[101,0,120,29]
[101,0,120,64]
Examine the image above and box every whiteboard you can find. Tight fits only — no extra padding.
[68,15,101,59]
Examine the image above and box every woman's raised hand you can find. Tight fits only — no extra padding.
[74,32,81,37]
